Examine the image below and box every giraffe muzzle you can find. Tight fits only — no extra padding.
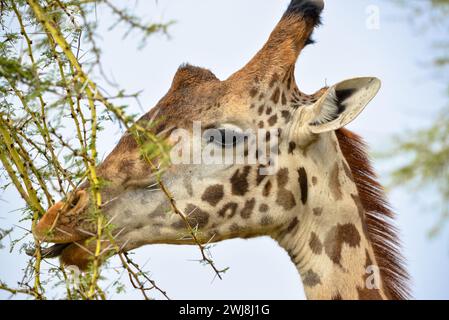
[34,190,90,243]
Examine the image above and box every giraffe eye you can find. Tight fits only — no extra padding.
[204,126,246,148]
[218,129,246,147]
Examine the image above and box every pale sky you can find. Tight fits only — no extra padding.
[1,0,449,300]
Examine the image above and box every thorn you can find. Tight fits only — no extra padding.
[72,241,94,256]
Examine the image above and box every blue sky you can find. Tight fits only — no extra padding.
[1,0,449,299]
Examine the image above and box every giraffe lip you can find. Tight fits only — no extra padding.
[26,243,72,259]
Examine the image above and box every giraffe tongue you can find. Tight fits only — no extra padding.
[26,243,71,259]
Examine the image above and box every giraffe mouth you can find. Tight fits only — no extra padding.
[26,241,97,270]
[26,243,71,259]
[26,189,94,266]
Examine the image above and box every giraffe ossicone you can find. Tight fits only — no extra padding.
[33,0,409,300]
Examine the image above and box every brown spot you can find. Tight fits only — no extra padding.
[298,167,308,205]
[277,168,289,188]
[357,287,384,300]
[276,189,296,210]
[172,204,209,229]
[288,142,296,154]
[261,216,273,226]
[263,181,272,197]
[309,232,323,255]
[271,88,281,104]
[281,110,291,122]
[230,166,251,196]
[218,202,238,218]
[324,223,361,266]
[286,217,299,234]
[281,92,287,105]
[240,198,256,219]
[303,269,321,287]
[312,176,318,186]
[276,168,296,210]
[258,121,264,129]
[258,105,265,116]
[329,163,343,201]
[313,207,323,216]
[201,185,224,207]
[259,204,269,213]
[266,106,272,115]
[256,165,267,186]
[249,88,258,98]
[268,114,278,126]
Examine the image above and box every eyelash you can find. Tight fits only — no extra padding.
[207,129,246,148]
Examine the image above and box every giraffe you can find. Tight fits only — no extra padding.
[32,0,409,300]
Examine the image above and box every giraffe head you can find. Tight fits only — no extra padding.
[34,0,409,299]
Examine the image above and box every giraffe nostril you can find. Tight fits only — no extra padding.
[66,190,88,212]
[68,193,80,209]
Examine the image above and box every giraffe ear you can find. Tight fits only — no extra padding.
[308,77,381,134]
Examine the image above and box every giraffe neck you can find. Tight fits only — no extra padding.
[276,197,389,300]
[270,134,391,300]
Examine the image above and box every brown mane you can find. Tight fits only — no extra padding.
[336,128,411,300]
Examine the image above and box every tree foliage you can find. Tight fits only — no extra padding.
[0,0,224,300]
[388,0,449,237]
